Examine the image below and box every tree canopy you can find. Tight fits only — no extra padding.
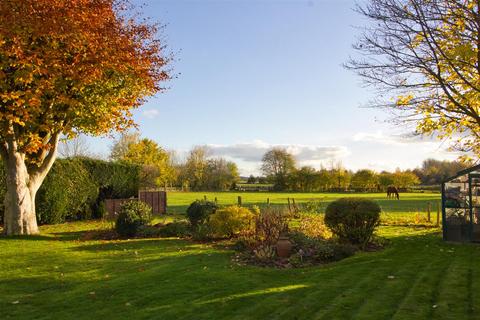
[261,148,296,190]
[0,0,170,235]
[111,135,175,189]
[348,0,480,159]
[0,0,169,163]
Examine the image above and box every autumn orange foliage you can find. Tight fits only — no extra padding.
[0,0,170,235]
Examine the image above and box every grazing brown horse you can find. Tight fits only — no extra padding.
[387,186,400,200]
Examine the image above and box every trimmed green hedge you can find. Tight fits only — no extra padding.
[0,157,140,225]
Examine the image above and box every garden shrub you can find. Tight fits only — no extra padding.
[249,205,261,215]
[208,206,256,238]
[186,200,218,226]
[297,214,331,239]
[289,231,356,266]
[115,200,152,237]
[324,198,381,246]
[254,206,288,245]
[301,201,323,214]
[135,221,191,239]
[253,244,276,261]
[158,221,191,237]
[191,224,214,241]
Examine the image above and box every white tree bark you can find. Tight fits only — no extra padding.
[3,152,38,235]
[1,133,59,236]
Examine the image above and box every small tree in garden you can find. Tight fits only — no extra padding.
[0,0,170,235]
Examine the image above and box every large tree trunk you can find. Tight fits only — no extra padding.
[3,152,39,235]
[1,133,59,236]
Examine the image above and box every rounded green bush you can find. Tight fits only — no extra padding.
[115,200,152,237]
[324,198,381,246]
[208,205,256,238]
[186,200,218,226]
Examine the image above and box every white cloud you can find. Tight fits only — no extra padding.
[142,109,160,119]
[207,140,349,169]
[353,131,438,146]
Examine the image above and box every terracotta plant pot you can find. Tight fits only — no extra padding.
[276,236,292,258]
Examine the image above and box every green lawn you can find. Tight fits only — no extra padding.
[1,221,478,319]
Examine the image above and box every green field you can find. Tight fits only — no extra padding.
[167,191,441,224]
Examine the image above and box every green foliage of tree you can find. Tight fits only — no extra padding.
[414,158,471,185]
[351,170,378,192]
[202,158,239,190]
[261,148,296,191]
[111,135,175,189]
[392,171,420,189]
[110,132,141,161]
[247,175,257,184]
[378,172,395,189]
[290,166,320,192]
[175,146,239,191]
[183,146,209,191]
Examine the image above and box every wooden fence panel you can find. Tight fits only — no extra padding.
[138,191,167,214]
[105,198,136,219]
[105,191,167,219]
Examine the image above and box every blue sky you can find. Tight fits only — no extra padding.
[87,0,458,175]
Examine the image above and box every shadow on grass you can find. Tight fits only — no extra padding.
[3,229,479,319]
[0,230,105,242]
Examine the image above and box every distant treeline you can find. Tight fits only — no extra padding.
[62,134,472,193]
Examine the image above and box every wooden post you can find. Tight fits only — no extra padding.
[267,198,270,205]
[287,198,292,213]
[204,195,207,201]
[437,202,440,226]
[292,198,298,213]
[238,196,242,206]
[427,202,431,222]
[214,197,218,203]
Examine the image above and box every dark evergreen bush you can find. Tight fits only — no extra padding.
[36,158,98,224]
[115,200,152,237]
[80,158,140,219]
[325,198,381,246]
[186,200,218,226]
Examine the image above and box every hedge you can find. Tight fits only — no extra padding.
[0,157,140,225]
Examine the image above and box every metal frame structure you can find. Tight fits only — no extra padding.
[442,164,480,242]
